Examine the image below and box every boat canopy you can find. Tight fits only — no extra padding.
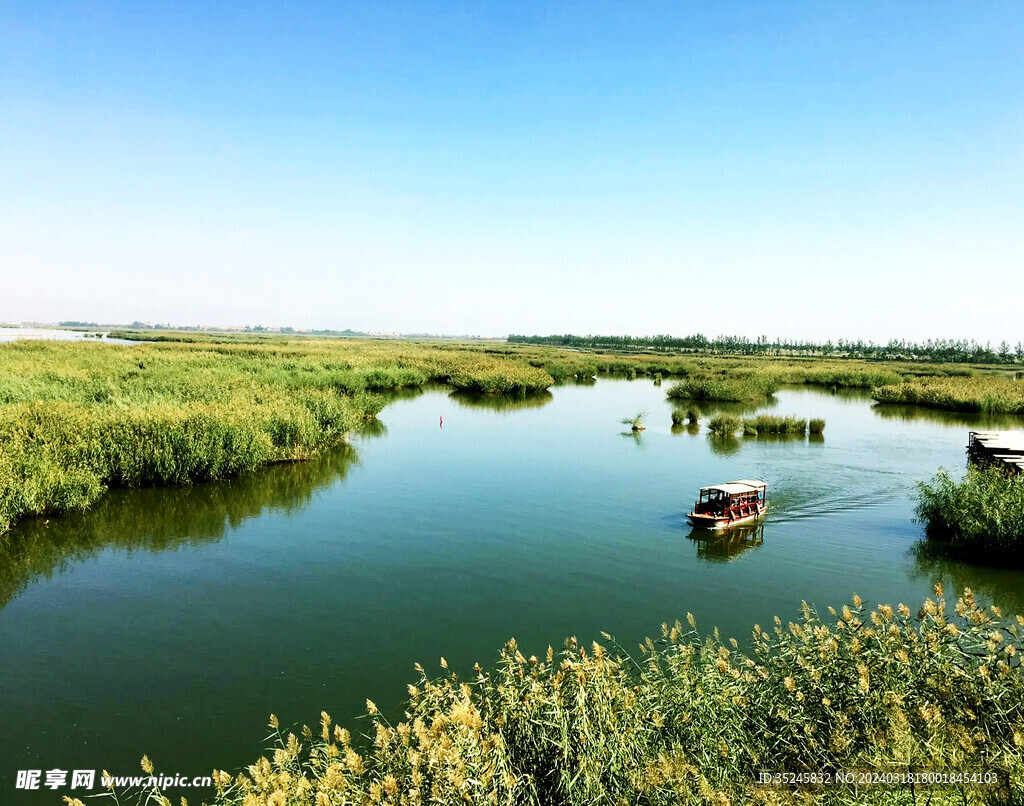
[700,480,766,495]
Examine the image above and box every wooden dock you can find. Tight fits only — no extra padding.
[967,431,1024,474]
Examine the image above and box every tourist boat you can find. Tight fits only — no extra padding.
[686,480,767,530]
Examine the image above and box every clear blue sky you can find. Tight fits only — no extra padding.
[1,1,1021,340]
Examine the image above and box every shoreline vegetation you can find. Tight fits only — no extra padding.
[874,378,1024,415]
[916,468,1024,565]
[0,338,554,536]
[96,588,1024,806]
[1,334,1022,537]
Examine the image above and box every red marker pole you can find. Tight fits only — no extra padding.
[440,415,443,428]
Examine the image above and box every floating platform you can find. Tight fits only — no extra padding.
[967,431,1024,474]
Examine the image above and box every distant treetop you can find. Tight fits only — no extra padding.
[507,334,1024,365]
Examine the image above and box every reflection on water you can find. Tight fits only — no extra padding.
[358,418,389,438]
[0,327,137,344]
[708,436,742,455]
[449,389,554,412]
[0,446,359,610]
[910,542,1024,615]
[688,398,780,417]
[380,385,427,403]
[620,430,646,446]
[742,432,809,443]
[872,403,1024,430]
[688,524,765,562]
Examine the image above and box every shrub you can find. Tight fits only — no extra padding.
[809,418,826,434]
[915,466,1024,562]
[707,413,742,437]
[667,375,779,402]
[742,415,808,435]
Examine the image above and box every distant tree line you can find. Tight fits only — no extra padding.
[507,333,1024,364]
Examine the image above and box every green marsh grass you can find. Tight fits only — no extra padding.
[105,588,1024,806]
[667,375,780,402]
[809,417,826,434]
[915,467,1024,563]
[0,445,360,609]
[871,403,1024,430]
[0,338,555,535]
[742,415,809,436]
[501,342,976,390]
[670,406,698,426]
[874,376,1024,414]
[707,413,742,437]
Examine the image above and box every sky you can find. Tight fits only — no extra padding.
[1,1,1021,341]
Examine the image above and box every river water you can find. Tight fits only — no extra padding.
[2,379,1023,802]
[0,327,135,344]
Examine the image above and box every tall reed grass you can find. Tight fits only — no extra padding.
[874,377,1024,414]
[707,413,742,437]
[101,588,1024,806]
[915,467,1024,562]
[0,338,555,535]
[667,375,780,402]
[741,415,809,435]
[670,407,699,426]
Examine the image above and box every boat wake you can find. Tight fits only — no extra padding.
[755,465,907,524]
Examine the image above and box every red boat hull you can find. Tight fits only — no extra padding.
[687,504,766,530]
